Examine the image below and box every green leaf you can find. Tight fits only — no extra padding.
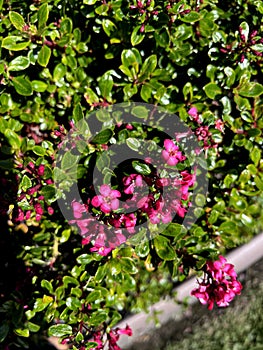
[224,67,236,87]
[255,176,263,190]
[140,54,157,79]
[38,45,51,67]
[98,72,113,98]
[41,185,56,200]
[48,324,73,337]
[73,103,84,122]
[135,241,150,257]
[66,297,81,310]
[38,3,49,30]
[181,11,201,23]
[53,63,67,81]
[219,221,237,233]
[126,137,141,151]
[14,328,30,337]
[20,174,32,191]
[240,21,249,42]
[132,160,151,175]
[32,80,48,92]
[238,82,263,97]
[102,19,116,36]
[61,152,79,170]
[9,11,26,31]
[60,17,73,34]
[2,36,30,51]
[26,322,40,333]
[120,257,138,274]
[33,145,46,156]
[9,56,30,71]
[203,83,222,99]
[91,129,113,144]
[12,77,32,96]
[34,296,53,311]
[76,254,93,265]
[154,235,176,260]
[0,324,9,343]
[121,48,141,72]
[63,276,79,288]
[131,25,145,46]
[131,105,149,119]
[140,84,152,102]
[250,146,261,166]
[4,129,21,149]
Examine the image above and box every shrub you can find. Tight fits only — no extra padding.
[0,0,263,349]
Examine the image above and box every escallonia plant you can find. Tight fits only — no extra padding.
[1,0,263,349]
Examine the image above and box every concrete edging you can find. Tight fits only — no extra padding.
[117,232,263,349]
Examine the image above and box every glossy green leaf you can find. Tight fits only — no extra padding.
[73,103,84,122]
[102,19,116,36]
[203,83,222,99]
[27,322,40,333]
[181,11,200,23]
[5,130,20,150]
[12,77,32,96]
[9,56,30,71]
[120,257,138,274]
[2,36,30,51]
[239,21,249,42]
[132,160,151,175]
[33,145,46,156]
[121,48,141,72]
[38,45,51,67]
[0,324,9,342]
[99,72,113,98]
[9,11,26,31]
[91,129,113,144]
[14,328,30,337]
[131,105,148,119]
[20,174,32,191]
[38,3,49,30]
[154,235,176,260]
[76,254,93,265]
[131,25,145,46]
[48,324,73,337]
[250,146,261,166]
[60,17,73,34]
[126,137,141,151]
[238,82,263,97]
[140,54,157,78]
[32,80,48,92]
[53,63,67,81]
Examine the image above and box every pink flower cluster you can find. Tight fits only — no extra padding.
[191,255,242,310]
[70,138,195,256]
[15,162,54,223]
[61,325,132,350]
[188,106,224,150]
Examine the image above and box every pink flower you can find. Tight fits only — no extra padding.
[162,139,186,166]
[191,256,242,310]
[123,174,143,195]
[38,164,45,176]
[91,184,121,213]
[188,106,201,123]
[149,209,172,224]
[116,325,132,336]
[72,201,87,219]
[215,119,224,132]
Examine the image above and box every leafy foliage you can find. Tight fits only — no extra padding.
[1,0,263,349]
